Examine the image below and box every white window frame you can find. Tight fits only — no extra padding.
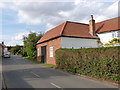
[112,32,118,38]
[37,48,39,56]
[50,47,53,57]
[112,33,115,38]
[115,32,117,38]
[117,31,120,38]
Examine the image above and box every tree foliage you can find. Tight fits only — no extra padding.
[97,40,104,47]
[23,32,44,59]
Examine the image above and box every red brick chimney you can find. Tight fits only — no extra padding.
[89,15,95,35]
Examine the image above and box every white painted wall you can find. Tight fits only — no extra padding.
[97,30,120,44]
[61,37,98,49]
[4,48,8,55]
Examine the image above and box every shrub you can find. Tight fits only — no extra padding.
[11,45,23,55]
[16,49,23,55]
[104,38,120,47]
[55,46,120,83]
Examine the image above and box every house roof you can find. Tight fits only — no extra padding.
[37,17,119,44]
[37,21,98,44]
[0,43,7,47]
[37,22,66,43]
[95,17,120,33]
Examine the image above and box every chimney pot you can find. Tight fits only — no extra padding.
[91,15,93,20]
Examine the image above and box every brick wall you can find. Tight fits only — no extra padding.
[37,37,61,65]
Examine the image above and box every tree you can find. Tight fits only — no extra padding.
[23,32,44,59]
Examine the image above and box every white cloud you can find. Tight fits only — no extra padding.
[1,1,119,46]
[2,32,30,46]
[13,32,29,41]
[1,2,75,25]
[6,40,23,46]
[46,23,54,31]
[0,2,5,8]
[1,1,118,26]
[5,31,42,46]
[95,15,107,23]
[18,10,42,25]
[59,11,70,17]
[0,35,12,45]
[103,1,118,18]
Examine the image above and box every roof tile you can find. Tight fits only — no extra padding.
[95,17,120,33]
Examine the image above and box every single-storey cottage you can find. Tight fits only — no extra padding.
[37,15,120,65]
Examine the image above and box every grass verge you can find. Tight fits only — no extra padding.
[23,56,41,64]
[23,56,56,68]
[41,63,56,69]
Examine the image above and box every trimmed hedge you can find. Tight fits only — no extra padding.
[55,46,120,83]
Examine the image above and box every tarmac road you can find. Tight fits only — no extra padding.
[2,55,119,89]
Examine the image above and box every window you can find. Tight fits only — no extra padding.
[112,33,115,38]
[50,47,53,57]
[118,34,120,37]
[112,32,119,38]
[117,32,120,38]
[37,48,39,56]
[115,32,117,38]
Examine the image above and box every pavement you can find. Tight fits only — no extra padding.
[2,55,119,89]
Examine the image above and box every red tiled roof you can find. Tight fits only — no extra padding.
[37,21,98,44]
[62,21,98,39]
[38,22,66,43]
[37,17,119,44]
[95,17,120,33]
[0,43,7,47]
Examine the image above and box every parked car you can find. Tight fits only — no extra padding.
[4,54,10,58]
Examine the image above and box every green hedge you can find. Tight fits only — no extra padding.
[55,46,120,83]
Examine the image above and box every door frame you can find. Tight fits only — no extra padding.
[41,45,47,63]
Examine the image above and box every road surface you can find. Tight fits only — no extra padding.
[2,55,118,89]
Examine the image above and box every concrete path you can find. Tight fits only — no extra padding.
[2,55,119,89]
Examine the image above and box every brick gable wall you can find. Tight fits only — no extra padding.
[37,37,61,65]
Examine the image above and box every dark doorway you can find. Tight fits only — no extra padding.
[41,46,47,63]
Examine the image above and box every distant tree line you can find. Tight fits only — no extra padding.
[10,45,23,55]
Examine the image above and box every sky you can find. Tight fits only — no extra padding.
[0,0,119,46]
